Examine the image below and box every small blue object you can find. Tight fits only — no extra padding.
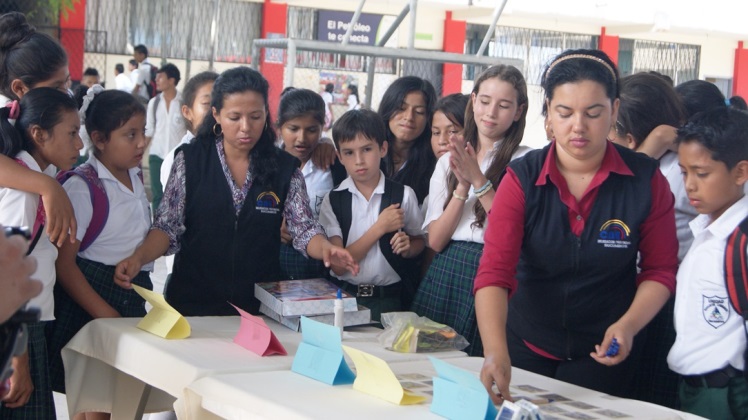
[605,338,620,357]
[336,288,342,299]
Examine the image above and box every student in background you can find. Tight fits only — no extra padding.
[378,76,437,205]
[413,66,530,357]
[668,108,748,419]
[676,79,727,119]
[319,109,425,322]
[321,82,335,135]
[419,93,469,276]
[0,11,77,246]
[113,63,133,93]
[48,89,152,403]
[114,67,357,316]
[0,88,81,419]
[346,84,361,111]
[158,71,218,278]
[276,88,346,280]
[475,49,677,402]
[430,93,468,160]
[145,63,186,212]
[131,44,154,105]
[128,59,139,90]
[81,68,100,88]
[609,71,691,409]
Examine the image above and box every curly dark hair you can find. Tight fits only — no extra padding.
[195,67,278,188]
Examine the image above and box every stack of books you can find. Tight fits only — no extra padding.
[255,278,372,331]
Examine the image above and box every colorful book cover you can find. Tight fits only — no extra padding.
[254,278,358,316]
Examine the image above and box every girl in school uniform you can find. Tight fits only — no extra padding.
[0,11,77,245]
[47,88,152,397]
[277,88,346,279]
[378,76,438,205]
[411,65,531,357]
[0,88,81,419]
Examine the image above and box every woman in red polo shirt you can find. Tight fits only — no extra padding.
[474,49,678,402]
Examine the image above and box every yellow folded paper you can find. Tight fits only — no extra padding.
[132,285,191,339]
[342,345,426,405]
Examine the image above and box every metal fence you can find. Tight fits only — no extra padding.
[618,38,700,85]
[467,23,700,86]
[84,0,262,77]
[251,38,523,112]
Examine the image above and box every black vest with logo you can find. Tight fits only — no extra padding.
[508,143,658,359]
[167,140,299,316]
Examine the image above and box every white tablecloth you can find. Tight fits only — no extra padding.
[62,316,466,418]
[179,357,705,420]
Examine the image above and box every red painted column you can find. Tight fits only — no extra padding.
[59,0,87,82]
[261,0,287,120]
[598,27,619,66]
[442,11,466,96]
[733,41,748,98]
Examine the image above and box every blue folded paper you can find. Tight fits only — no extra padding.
[429,357,497,420]
[291,317,355,385]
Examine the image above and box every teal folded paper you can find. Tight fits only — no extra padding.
[429,357,497,420]
[291,317,355,385]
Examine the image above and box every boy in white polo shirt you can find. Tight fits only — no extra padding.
[318,109,425,322]
[668,107,748,418]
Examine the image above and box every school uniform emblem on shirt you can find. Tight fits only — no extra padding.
[702,295,730,328]
[256,191,281,214]
[597,219,632,249]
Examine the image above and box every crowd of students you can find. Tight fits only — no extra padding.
[1,10,747,420]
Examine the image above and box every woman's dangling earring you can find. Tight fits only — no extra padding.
[213,123,222,136]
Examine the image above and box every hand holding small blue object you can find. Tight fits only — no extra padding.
[605,338,620,357]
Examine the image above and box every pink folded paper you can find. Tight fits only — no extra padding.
[230,303,287,356]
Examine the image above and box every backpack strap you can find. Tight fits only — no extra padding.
[725,215,748,317]
[56,163,109,252]
[724,214,748,379]
[12,158,45,254]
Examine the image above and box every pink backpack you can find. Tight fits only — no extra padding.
[56,163,109,252]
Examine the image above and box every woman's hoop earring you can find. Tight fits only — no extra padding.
[213,123,222,136]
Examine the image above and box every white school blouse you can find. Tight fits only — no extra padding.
[161,131,195,188]
[423,141,532,243]
[667,194,748,375]
[301,160,333,219]
[319,171,424,286]
[62,155,153,271]
[0,151,57,320]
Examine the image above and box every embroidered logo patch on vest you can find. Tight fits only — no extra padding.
[597,219,632,249]
[702,295,730,328]
[256,191,281,214]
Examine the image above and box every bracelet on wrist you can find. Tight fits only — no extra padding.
[474,179,492,195]
[452,190,467,202]
[474,181,493,198]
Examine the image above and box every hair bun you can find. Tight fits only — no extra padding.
[0,12,35,52]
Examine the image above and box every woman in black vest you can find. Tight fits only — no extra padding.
[114,67,357,316]
[473,49,678,401]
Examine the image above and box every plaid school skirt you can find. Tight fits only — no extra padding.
[411,240,484,357]
[279,243,324,280]
[47,257,152,393]
[0,321,55,420]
